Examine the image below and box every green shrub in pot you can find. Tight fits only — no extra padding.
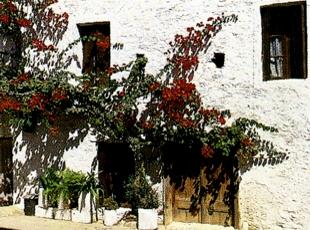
[124,167,159,213]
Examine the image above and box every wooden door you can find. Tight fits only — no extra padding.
[0,137,13,206]
[173,178,201,223]
[165,170,236,227]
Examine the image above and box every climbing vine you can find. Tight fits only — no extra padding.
[0,1,287,193]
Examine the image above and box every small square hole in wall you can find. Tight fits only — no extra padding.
[212,52,225,68]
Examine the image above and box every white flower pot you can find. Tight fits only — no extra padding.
[104,209,118,226]
[138,208,158,230]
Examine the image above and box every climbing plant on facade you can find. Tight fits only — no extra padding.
[0,1,287,188]
[0,0,74,133]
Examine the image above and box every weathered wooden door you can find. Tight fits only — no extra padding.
[165,172,237,227]
[0,137,13,206]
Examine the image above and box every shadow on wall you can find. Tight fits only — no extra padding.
[162,141,288,227]
[12,117,90,203]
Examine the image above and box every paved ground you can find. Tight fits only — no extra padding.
[0,206,234,230]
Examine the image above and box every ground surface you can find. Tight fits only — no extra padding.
[0,206,235,230]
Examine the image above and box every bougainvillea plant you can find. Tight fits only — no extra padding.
[0,1,287,214]
[0,0,75,133]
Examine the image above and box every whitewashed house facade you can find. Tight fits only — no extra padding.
[0,0,310,229]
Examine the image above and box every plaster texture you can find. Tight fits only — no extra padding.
[11,0,310,229]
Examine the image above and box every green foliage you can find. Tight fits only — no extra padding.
[39,168,60,207]
[124,167,159,212]
[39,168,101,208]
[80,172,103,201]
[102,196,119,210]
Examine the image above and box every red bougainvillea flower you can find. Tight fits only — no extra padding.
[52,88,67,101]
[6,0,17,12]
[0,97,21,112]
[218,115,226,125]
[118,90,125,97]
[201,145,215,158]
[32,39,55,51]
[32,39,47,50]
[241,137,253,147]
[106,67,115,75]
[28,93,47,111]
[141,121,154,130]
[49,126,60,136]
[96,40,110,49]
[62,12,69,21]
[15,18,32,27]
[148,82,160,92]
[10,73,30,85]
[0,14,10,24]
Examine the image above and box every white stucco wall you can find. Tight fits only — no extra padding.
[12,119,97,205]
[12,0,310,229]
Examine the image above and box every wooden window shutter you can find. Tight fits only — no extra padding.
[77,22,110,86]
[261,7,271,81]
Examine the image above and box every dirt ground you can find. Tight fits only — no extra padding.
[0,206,235,230]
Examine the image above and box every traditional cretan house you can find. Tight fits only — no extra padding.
[0,0,310,229]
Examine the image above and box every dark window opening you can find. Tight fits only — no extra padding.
[77,22,110,86]
[0,31,22,76]
[261,1,307,80]
[97,143,135,204]
[0,137,13,206]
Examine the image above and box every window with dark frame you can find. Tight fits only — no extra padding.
[0,32,22,72]
[77,22,110,86]
[261,1,307,80]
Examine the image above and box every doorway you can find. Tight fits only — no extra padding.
[0,137,13,206]
[97,142,135,203]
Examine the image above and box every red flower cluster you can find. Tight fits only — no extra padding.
[218,115,226,125]
[28,93,47,111]
[161,79,198,128]
[6,0,17,12]
[52,89,67,101]
[118,90,125,97]
[199,108,220,118]
[174,55,199,71]
[201,145,214,158]
[148,82,160,92]
[0,97,21,112]
[10,73,29,85]
[96,40,110,49]
[166,16,226,82]
[241,137,253,147]
[162,79,195,101]
[141,121,154,130]
[15,18,32,27]
[199,108,226,125]
[0,14,10,24]
[32,39,55,51]
[49,126,60,136]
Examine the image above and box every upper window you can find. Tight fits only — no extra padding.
[0,33,21,72]
[77,22,110,85]
[261,1,307,80]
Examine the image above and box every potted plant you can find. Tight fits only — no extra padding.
[124,167,159,230]
[102,196,119,226]
[79,172,102,222]
[39,168,60,208]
